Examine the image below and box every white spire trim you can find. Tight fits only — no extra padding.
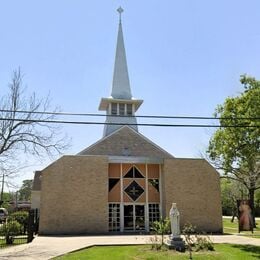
[111,8,132,99]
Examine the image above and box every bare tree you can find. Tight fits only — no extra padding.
[0,69,69,174]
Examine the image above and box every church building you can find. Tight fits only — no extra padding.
[31,8,222,235]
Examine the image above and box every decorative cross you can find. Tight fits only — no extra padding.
[117,6,124,22]
[129,186,138,195]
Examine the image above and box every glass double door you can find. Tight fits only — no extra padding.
[124,204,145,231]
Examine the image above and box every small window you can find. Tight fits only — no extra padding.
[127,104,132,115]
[119,104,125,115]
[149,179,160,192]
[124,166,144,178]
[109,178,120,192]
[111,103,117,115]
[149,204,160,226]
[109,203,120,231]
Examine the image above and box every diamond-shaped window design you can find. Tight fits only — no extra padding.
[124,181,144,201]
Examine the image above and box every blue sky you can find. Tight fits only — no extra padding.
[1,1,260,189]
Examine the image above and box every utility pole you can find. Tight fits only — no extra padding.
[15,191,18,211]
[0,174,4,206]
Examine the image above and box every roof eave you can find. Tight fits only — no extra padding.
[99,98,143,111]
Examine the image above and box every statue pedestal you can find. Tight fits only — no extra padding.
[166,235,185,252]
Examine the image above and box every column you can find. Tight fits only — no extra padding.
[120,163,124,232]
[145,164,149,231]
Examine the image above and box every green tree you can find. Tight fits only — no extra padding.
[18,180,33,201]
[0,192,12,209]
[221,178,247,220]
[208,75,260,224]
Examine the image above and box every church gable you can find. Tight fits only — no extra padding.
[78,126,173,159]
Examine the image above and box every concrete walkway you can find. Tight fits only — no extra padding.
[0,234,259,260]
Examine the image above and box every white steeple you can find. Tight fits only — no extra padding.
[99,7,143,137]
[111,7,132,99]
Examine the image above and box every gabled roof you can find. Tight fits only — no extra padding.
[78,126,174,159]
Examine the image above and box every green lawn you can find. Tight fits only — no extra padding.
[0,237,27,248]
[56,218,260,259]
[223,217,260,238]
[57,244,260,260]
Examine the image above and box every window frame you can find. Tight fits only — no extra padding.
[108,203,121,232]
[148,203,160,227]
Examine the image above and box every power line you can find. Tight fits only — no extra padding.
[0,109,259,121]
[0,117,258,128]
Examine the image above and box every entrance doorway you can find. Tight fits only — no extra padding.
[124,204,145,231]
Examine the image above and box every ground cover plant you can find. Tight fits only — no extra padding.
[57,244,260,260]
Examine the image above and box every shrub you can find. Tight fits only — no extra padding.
[9,211,29,234]
[10,211,29,225]
[0,221,22,244]
[195,235,214,251]
[148,235,163,251]
[151,218,170,247]
[182,223,196,259]
[182,223,215,259]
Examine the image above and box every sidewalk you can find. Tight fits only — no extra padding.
[0,234,259,260]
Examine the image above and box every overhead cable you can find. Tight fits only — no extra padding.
[0,117,258,128]
[0,109,259,121]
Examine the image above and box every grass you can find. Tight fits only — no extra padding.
[56,218,260,259]
[0,237,27,248]
[223,217,260,238]
[57,244,260,259]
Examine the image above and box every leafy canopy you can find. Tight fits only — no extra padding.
[208,75,260,186]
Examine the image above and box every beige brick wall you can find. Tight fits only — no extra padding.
[79,126,173,159]
[39,155,108,235]
[31,191,41,209]
[162,158,222,233]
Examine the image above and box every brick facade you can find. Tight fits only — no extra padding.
[78,126,173,159]
[37,154,222,234]
[162,158,222,233]
[39,155,108,234]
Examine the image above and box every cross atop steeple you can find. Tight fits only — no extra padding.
[117,6,124,22]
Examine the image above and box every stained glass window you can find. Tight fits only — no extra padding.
[109,178,120,192]
[124,166,144,178]
[124,181,144,201]
[149,179,159,192]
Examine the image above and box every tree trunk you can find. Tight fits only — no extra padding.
[5,234,14,244]
[231,213,235,223]
[231,207,238,223]
[249,188,256,228]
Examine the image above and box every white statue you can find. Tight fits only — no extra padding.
[169,203,180,237]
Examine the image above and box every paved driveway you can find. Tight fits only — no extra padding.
[0,234,259,260]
